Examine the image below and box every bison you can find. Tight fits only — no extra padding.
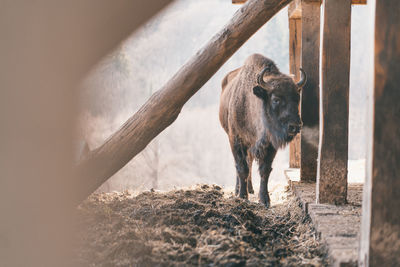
[219,54,306,207]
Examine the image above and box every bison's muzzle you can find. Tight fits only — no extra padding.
[288,122,302,136]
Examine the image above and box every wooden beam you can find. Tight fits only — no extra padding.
[300,0,320,181]
[288,0,302,19]
[232,0,247,4]
[76,0,293,204]
[316,0,351,204]
[235,0,365,7]
[359,0,400,265]
[351,0,367,4]
[288,17,302,168]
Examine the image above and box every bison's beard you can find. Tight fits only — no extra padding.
[251,111,297,159]
[265,117,295,149]
[268,126,292,149]
[250,127,292,160]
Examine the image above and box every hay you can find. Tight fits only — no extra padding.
[74,185,328,266]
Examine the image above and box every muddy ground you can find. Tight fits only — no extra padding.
[74,185,329,266]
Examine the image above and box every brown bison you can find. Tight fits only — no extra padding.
[219,54,306,207]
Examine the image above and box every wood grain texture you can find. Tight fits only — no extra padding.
[316,0,351,205]
[300,1,320,182]
[75,0,293,204]
[288,17,302,168]
[288,0,302,19]
[351,0,367,4]
[232,0,247,3]
[237,0,363,6]
[359,1,400,265]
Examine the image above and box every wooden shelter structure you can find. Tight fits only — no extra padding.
[2,0,395,266]
[286,1,400,265]
[68,0,400,265]
[235,0,399,265]
[74,0,400,265]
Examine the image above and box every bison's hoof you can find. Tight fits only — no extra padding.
[238,192,249,200]
[259,195,270,208]
[248,186,254,194]
[239,194,249,200]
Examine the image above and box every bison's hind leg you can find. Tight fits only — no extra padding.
[235,175,239,196]
[235,166,253,196]
[230,137,250,200]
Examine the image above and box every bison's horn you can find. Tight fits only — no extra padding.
[297,68,307,88]
[257,66,270,88]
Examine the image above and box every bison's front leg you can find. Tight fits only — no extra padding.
[257,144,277,208]
[247,153,254,194]
[231,137,249,199]
[235,158,254,195]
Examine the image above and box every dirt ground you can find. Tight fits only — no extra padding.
[74,185,329,266]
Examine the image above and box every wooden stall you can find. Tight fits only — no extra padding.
[74,0,397,265]
[3,0,398,265]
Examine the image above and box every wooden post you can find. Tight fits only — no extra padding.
[300,0,320,181]
[316,0,351,204]
[76,0,293,204]
[359,1,400,265]
[288,4,302,168]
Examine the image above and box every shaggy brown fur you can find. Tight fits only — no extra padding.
[219,54,303,207]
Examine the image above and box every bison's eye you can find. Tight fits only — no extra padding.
[272,97,281,105]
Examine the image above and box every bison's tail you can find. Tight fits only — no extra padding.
[221,67,241,92]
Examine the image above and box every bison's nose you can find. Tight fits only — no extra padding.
[288,123,301,135]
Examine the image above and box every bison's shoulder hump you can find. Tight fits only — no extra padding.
[221,67,241,92]
[244,54,280,73]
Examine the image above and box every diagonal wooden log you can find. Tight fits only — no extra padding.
[236,0,366,8]
[76,0,293,204]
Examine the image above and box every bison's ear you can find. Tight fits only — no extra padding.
[253,86,268,99]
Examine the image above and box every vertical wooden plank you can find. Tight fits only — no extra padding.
[316,0,351,204]
[288,15,302,168]
[289,132,301,168]
[359,1,400,265]
[300,0,320,181]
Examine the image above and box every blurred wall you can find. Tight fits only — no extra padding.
[0,1,172,266]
